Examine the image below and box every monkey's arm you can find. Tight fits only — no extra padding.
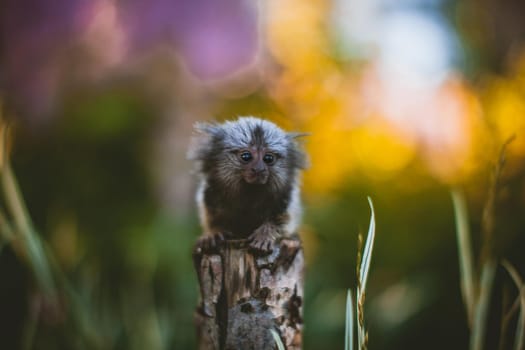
[194,181,233,253]
[249,186,302,253]
[195,212,235,253]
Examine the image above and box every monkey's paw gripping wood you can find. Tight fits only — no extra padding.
[193,238,304,350]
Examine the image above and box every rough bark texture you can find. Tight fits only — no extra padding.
[193,238,304,350]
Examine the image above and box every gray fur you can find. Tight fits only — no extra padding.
[189,116,307,252]
[189,116,307,193]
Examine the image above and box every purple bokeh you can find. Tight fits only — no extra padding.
[1,0,259,119]
[121,0,258,79]
[2,0,96,117]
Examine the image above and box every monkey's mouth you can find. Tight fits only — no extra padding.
[244,172,269,185]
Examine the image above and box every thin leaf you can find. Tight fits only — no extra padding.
[451,189,476,326]
[1,161,55,295]
[0,208,15,254]
[0,207,14,238]
[345,289,354,350]
[356,290,362,349]
[480,135,515,264]
[360,196,376,292]
[515,290,525,350]
[271,328,285,350]
[471,260,497,350]
[502,260,525,350]
[356,197,376,350]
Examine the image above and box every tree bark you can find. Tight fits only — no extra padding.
[193,238,304,350]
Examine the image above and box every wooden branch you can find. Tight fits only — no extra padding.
[193,238,304,350]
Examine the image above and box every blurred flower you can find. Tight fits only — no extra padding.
[80,0,127,76]
[120,0,259,79]
[1,0,259,120]
[484,54,525,161]
[265,0,329,75]
[2,0,96,119]
[264,0,490,193]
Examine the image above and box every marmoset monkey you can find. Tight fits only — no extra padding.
[189,117,307,254]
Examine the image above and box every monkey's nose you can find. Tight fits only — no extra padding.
[251,166,266,174]
[251,160,266,174]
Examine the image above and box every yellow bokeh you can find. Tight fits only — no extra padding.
[351,121,416,179]
[484,76,525,157]
[421,78,487,183]
[264,0,525,196]
[265,0,331,75]
[303,118,355,194]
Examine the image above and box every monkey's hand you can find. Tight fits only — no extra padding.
[194,232,231,254]
[248,223,280,254]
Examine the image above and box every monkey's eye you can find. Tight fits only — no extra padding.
[263,153,276,165]
[239,151,253,162]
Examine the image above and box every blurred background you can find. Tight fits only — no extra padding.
[1,0,525,349]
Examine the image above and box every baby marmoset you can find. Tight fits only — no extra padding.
[189,117,307,254]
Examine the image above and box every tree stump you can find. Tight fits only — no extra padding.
[193,238,304,350]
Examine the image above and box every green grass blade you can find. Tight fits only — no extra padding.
[451,189,476,326]
[0,208,15,255]
[0,208,14,241]
[501,260,525,350]
[1,161,55,295]
[470,260,496,350]
[345,289,354,350]
[271,328,285,350]
[515,292,525,350]
[356,289,361,349]
[360,197,376,292]
[356,197,376,350]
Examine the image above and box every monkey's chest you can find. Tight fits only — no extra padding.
[204,184,289,238]
[225,201,275,238]
[207,197,277,238]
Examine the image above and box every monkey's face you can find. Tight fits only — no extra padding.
[237,147,278,185]
[189,117,306,192]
